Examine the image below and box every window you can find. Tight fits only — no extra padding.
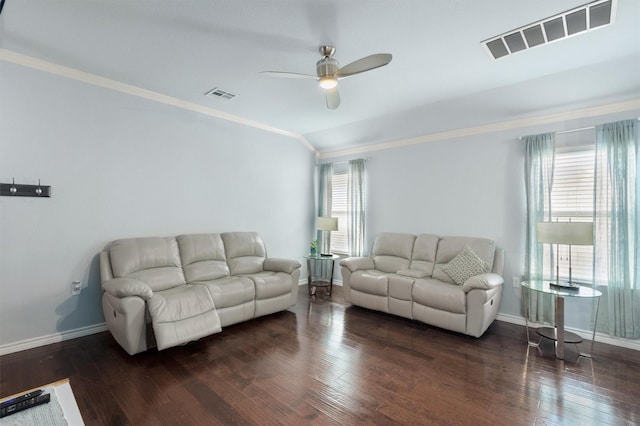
[331,170,348,254]
[320,159,366,256]
[542,134,597,283]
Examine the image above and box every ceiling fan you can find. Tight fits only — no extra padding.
[261,46,392,109]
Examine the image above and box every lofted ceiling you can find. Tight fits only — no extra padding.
[0,0,639,156]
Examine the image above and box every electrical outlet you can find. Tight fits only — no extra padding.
[512,276,521,288]
[71,280,82,296]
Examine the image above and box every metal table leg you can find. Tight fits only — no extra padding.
[579,295,600,360]
[555,295,565,360]
[524,286,542,352]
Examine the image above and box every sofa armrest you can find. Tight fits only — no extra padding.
[340,257,375,272]
[264,258,301,274]
[462,273,504,293]
[102,277,153,301]
[397,269,430,278]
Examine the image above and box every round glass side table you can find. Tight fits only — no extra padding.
[304,254,339,297]
[521,280,601,361]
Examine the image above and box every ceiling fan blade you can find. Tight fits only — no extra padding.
[260,71,316,79]
[336,53,392,78]
[325,87,340,109]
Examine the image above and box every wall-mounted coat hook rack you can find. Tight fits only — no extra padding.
[1,178,51,197]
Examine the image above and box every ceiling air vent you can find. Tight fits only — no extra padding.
[204,87,237,100]
[483,0,616,60]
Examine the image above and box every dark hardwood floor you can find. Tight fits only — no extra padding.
[1,286,638,425]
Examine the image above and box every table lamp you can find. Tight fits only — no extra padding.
[317,216,338,256]
[536,221,593,288]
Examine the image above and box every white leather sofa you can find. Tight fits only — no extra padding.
[340,233,504,337]
[99,232,301,355]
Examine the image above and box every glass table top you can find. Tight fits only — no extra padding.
[305,254,340,260]
[522,280,602,298]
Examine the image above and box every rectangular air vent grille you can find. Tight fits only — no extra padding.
[483,0,616,60]
[204,87,237,100]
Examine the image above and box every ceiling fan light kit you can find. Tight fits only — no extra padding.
[318,76,338,89]
[261,45,392,109]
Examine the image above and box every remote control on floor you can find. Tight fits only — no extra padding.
[0,392,51,418]
[0,389,44,409]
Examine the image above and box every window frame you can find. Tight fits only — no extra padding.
[330,169,349,255]
[542,135,597,284]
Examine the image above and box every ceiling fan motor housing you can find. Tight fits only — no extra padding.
[316,57,338,78]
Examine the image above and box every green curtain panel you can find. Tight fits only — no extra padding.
[594,119,639,339]
[523,133,555,324]
[348,159,366,256]
[317,163,333,255]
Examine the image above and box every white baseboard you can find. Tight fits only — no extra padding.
[0,323,108,356]
[496,313,640,352]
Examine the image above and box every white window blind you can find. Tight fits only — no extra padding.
[543,142,596,283]
[331,171,349,254]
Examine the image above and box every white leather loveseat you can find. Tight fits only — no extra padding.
[99,232,301,355]
[340,233,504,337]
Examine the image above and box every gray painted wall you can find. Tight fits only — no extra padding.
[0,62,316,348]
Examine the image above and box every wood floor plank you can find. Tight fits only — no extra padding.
[1,285,639,425]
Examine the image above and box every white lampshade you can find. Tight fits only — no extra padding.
[536,222,593,245]
[317,217,338,231]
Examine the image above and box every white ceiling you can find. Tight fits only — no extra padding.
[1,0,639,154]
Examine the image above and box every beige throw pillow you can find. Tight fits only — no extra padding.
[443,246,489,285]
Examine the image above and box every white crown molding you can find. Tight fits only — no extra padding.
[0,323,108,356]
[0,48,318,156]
[319,98,640,159]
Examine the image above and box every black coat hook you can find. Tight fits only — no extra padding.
[1,179,51,197]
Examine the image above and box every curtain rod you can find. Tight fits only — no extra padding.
[318,156,371,166]
[519,118,640,140]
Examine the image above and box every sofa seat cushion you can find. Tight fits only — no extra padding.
[412,278,466,314]
[194,276,255,309]
[147,285,221,350]
[350,270,388,296]
[246,272,292,300]
[388,275,414,300]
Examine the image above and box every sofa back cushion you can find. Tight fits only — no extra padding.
[109,237,185,291]
[178,234,230,283]
[371,233,416,273]
[409,234,440,276]
[432,237,495,284]
[222,232,266,275]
